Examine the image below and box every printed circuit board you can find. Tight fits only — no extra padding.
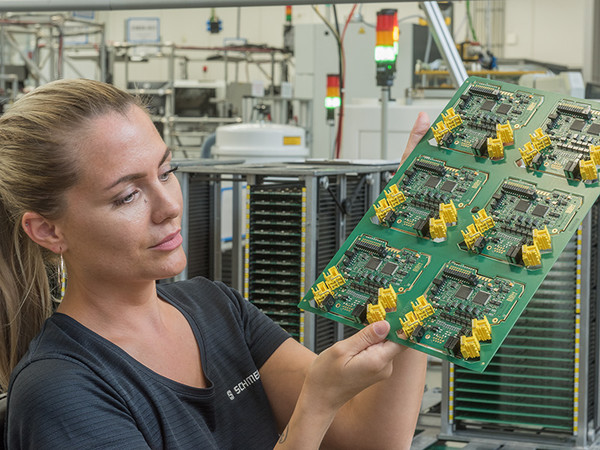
[298,77,600,372]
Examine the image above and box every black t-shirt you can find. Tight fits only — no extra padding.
[5,278,290,449]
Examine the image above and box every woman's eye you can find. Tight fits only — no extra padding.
[160,165,179,182]
[114,190,139,206]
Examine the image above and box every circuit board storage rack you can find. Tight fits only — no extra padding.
[298,76,600,372]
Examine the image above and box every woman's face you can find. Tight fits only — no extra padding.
[56,104,187,285]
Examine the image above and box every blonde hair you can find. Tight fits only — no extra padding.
[0,79,142,391]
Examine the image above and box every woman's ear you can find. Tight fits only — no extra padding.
[22,212,65,254]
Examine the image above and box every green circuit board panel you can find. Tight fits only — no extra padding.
[298,77,600,372]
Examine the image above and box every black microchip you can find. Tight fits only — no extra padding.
[381,262,397,276]
[365,257,381,270]
[570,119,586,132]
[588,123,600,136]
[497,103,512,115]
[425,176,441,188]
[440,180,457,192]
[473,291,490,306]
[456,285,473,300]
[514,199,531,213]
[532,204,549,217]
[481,99,496,111]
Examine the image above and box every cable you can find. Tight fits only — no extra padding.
[466,0,479,42]
[332,5,343,159]
[335,4,357,159]
[311,6,340,44]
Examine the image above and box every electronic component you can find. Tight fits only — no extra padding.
[481,99,495,111]
[519,142,542,168]
[455,286,473,300]
[429,217,447,240]
[496,103,512,115]
[432,121,450,145]
[299,77,600,373]
[378,285,397,310]
[400,311,421,336]
[496,121,514,145]
[411,295,435,321]
[557,102,592,119]
[533,226,552,251]
[472,291,490,306]
[570,119,585,132]
[522,243,542,268]
[588,123,600,136]
[590,144,600,165]
[472,316,492,342]
[384,184,406,207]
[324,266,345,290]
[461,335,481,359]
[487,136,504,159]
[367,302,386,323]
[580,159,598,182]
[529,128,551,151]
[439,201,458,224]
[442,107,463,130]
[461,224,484,252]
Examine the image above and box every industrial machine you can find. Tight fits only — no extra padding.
[176,161,398,352]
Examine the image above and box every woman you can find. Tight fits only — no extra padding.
[0,79,429,449]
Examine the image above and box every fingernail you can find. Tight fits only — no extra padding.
[373,321,389,337]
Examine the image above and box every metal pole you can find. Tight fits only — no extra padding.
[99,27,107,82]
[0,0,421,12]
[4,29,48,84]
[421,1,467,86]
[0,22,5,93]
[381,86,389,160]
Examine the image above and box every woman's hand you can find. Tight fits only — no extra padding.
[301,321,400,414]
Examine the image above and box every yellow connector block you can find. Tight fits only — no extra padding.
[429,217,447,240]
[385,184,406,208]
[432,121,450,144]
[529,128,551,151]
[442,107,463,131]
[461,223,482,250]
[533,226,552,251]
[473,209,495,234]
[460,335,481,359]
[412,295,435,321]
[324,266,345,291]
[590,144,600,166]
[472,316,492,342]
[439,200,457,225]
[374,198,392,223]
[400,311,422,337]
[522,243,541,268]
[311,281,331,306]
[487,136,504,159]
[519,141,540,167]
[378,284,397,310]
[496,121,514,145]
[366,303,386,324]
[580,159,598,181]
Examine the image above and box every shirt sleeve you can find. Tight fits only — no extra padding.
[6,357,150,450]
[212,281,291,369]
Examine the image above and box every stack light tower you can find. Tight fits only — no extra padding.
[325,73,341,158]
[375,8,398,159]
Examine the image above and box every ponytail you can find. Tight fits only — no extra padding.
[0,199,54,391]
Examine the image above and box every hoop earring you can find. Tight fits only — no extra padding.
[59,254,66,300]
